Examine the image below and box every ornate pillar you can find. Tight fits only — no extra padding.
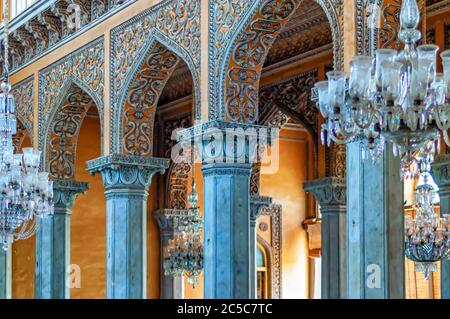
[154,209,185,299]
[178,120,276,299]
[250,195,272,299]
[432,155,450,299]
[35,180,88,299]
[0,248,11,299]
[303,177,346,299]
[346,141,404,299]
[87,154,169,299]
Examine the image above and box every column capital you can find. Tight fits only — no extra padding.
[303,177,346,212]
[250,195,272,223]
[432,154,450,189]
[153,209,189,236]
[177,120,279,165]
[52,179,89,209]
[86,154,169,190]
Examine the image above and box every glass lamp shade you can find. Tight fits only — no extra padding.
[314,81,329,117]
[375,49,397,90]
[381,61,402,102]
[326,71,346,111]
[349,55,373,99]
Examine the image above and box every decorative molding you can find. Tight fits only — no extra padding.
[52,179,89,209]
[261,203,282,299]
[38,37,105,153]
[86,154,170,189]
[250,195,273,224]
[110,0,201,154]
[1,0,134,74]
[12,76,34,141]
[303,177,346,210]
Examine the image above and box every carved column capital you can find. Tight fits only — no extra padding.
[250,195,272,225]
[87,154,169,191]
[52,179,89,211]
[303,177,346,212]
[432,154,450,192]
[153,209,189,237]
[177,120,279,165]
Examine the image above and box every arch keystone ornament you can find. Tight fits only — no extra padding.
[303,177,346,299]
[87,154,169,299]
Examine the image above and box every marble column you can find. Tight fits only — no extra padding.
[346,141,404,299]
[250,195,272,299]
[87,154,169,299]
[431,154,450,299]
[178,120,276,299]
[35,180,88,299]
[0,247,11,299]
[303,177,346,299]
[154,209,185,299]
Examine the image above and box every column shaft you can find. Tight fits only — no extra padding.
[347,141,404,299]
[87,154,169,299]
[35,180,88,299]
[0,247,11,299]
[431,155,450,299]
[203,163,252,299]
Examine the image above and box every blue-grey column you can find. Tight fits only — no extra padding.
[431,155,450,299]
[177,120,276,299]
[0,247,11,299]
[154,209,185,299]
[35,180,88,299]
[87,154,169,299]
[250,195,272,299]
[346,141,404,299]
[304,177,346,299]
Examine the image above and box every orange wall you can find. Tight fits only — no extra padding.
[71,115,105,299]
[260,128,312,299]
[12,135,34,299]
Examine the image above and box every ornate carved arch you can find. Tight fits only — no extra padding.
[216,0,342,122]
[119,41,181,156]
[38,38,105,153]
[44,84,97,179]
[110,0,201,154]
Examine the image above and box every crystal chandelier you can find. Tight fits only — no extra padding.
[163,162,204,287]
[405,155,450,279]
[0,0,53,251]
[313,0,450,179]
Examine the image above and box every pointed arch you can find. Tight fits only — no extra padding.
[43,82,98,179]
[217,0,342,123]
[114,35,198,156]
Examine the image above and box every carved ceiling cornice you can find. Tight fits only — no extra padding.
[0,0,133,74]
[426,0,450,16]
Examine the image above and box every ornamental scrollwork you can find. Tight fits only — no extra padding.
[38,38,104,152]
[12,77,34,140]
[52,179,89,208]
[110,0,201,153]
[47,85,95,180]
[122,43,180,156]
[260,204,282,299]
[167,162,192,210]
[221,0,342,123]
